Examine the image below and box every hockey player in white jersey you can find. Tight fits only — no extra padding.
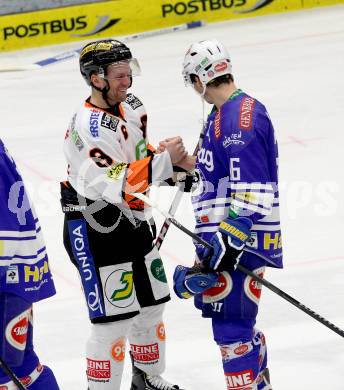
[61,39,193,390]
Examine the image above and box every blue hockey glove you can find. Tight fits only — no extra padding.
[173,264,219,299]
[207,216,253,272]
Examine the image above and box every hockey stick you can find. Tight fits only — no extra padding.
[155,132,204,250]
[134,192,344,339]
[0,358,27,390]
[0,21,205,72]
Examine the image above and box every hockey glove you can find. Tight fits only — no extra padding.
[173,265,219,299]
[173,167,199,192]
[206,216,253,272]
[162,169,198,192]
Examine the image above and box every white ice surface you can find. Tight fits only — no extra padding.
[1,4,344,389]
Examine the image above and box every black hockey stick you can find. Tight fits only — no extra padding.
[155,132,204,250]
[0,357,27,390]
[135,192,344,339]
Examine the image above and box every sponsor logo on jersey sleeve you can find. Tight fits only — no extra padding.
[89,110,101,137]
[125,94,143,110]
[214,110,221,139]
[239,97,255,130]
[71,128,84,151]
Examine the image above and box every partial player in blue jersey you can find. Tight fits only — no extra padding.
[0,138,60,389]
[173,40,283,389]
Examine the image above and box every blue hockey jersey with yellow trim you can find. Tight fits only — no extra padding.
[0,138,56,302]
[192,91,283,268]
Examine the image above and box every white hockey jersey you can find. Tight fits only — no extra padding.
[64,93,173,217]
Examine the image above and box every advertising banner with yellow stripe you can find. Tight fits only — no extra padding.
[0,0,343,51]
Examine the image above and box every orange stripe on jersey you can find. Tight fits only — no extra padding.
[124,156,153,210]
[118,103,125,120]
[84,100,125,120]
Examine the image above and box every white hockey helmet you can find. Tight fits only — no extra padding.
[182,39,232,87]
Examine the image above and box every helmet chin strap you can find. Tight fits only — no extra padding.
[101,84,112,108]
[201,96,206,130]
[200,80,207,97]
[200,81,207,128]
[91,80,113,108]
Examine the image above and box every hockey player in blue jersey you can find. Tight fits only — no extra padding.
[0,138,60,389]
[173,40,283,389]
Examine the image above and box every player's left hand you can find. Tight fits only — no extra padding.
[206,216,252,272]
[173,264,218,299]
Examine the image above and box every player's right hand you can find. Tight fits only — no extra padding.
[205,216,252,272]
[159,136,187,164]
[173,264,218,299]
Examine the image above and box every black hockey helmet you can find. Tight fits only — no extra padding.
[79,39,133,86]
